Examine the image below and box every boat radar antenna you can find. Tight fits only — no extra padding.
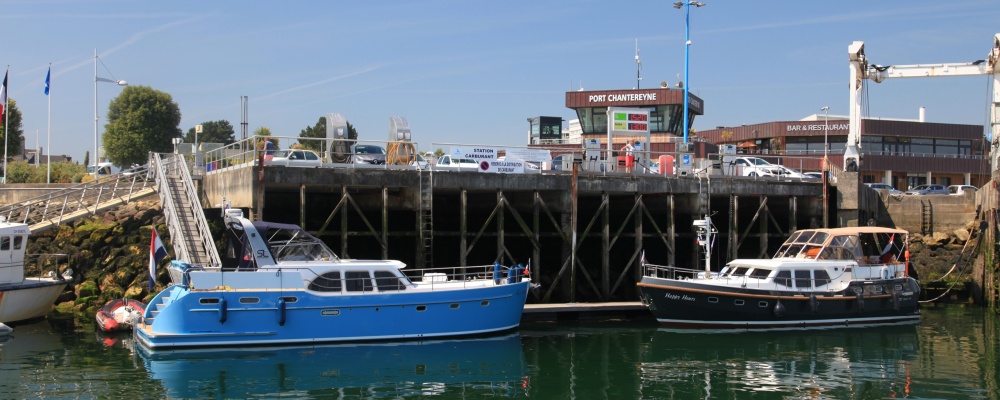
[692,214,717,276]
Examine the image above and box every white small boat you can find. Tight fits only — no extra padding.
[638,216,920,329]
[0,219,72,324]
[0,322,11,337]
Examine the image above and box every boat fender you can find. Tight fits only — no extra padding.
[507,264,524,284]
[219,298,228,324]
[810,294,819,314]
[773,300,785,318]
[881,266,890,280]
[856,290,864,312]
[277,298,287,326]
[493,262,502,285]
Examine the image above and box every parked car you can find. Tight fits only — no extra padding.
[265,149,322,167]
[775,165,806,179]
[803,172,823,180]
[435,155,480,171]
[727,156,783,177]
[905,184,949,195]
[865,182,903,195]
[948,185,977,195]
[352,144,387,165]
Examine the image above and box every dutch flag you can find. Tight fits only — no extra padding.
[149,227,168,290]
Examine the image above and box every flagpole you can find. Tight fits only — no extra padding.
[3,65,8,184]
[46,63,51,184]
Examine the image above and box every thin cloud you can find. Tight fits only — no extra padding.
[255,65,388,101]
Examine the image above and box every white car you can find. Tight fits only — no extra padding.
[776,165,806,179]
[435,155,480,171]
[729,157,783,177]
[265,149,322,167]
[866,182,903,195]
[948,185,977,195]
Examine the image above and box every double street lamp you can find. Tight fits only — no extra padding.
[674,1,705,144]
[94,49,127,179]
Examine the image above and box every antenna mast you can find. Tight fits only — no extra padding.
[635,38,643,89]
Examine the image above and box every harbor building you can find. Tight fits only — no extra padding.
[697,113,989,190]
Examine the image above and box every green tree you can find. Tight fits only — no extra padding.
[184,120,236,145]
[252,126,278,150]
[103,85,182,167]
[0,98,26,163]
[297,117,359,153]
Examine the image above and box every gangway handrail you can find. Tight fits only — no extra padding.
[149,152,221,268]
[0,166,156,231]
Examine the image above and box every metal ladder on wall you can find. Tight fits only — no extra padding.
[149,153,221,268]
[920,200,933,235]
[417,168,434,268]
[0,166,157,232]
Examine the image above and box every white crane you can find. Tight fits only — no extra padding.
[845,34,1000,172]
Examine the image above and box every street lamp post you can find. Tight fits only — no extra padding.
[93,49,127,179]
[821,106,830,229]
[674,1,705,144]
[821,106,830,161]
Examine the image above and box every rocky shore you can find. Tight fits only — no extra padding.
[25,199,177,318]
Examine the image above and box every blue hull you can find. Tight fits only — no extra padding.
[136,281,531,348]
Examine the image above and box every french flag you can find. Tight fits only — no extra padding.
[149,227,168,290]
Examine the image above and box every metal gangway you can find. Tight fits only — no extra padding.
[0,153,221,268]
[149,153,221,268]
[0,166,158,232]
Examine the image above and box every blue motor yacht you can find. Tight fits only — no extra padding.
[135,209,533,349]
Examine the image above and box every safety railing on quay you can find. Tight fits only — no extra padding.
[0,165,156,231]
[193,135,833,181]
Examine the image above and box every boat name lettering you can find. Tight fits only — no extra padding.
[664,292,696,301]
[588,93,657,103]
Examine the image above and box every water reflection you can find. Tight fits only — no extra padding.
[136,333,526,398]
[639,324,920,398]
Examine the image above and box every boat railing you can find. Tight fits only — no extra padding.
[642,263,704,280]
[23,253,71,278]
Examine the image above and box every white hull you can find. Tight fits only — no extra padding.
[0,280,66,323]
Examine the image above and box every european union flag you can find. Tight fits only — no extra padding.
[44,66,50,95]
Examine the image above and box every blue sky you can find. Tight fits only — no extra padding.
[3,0,999,163]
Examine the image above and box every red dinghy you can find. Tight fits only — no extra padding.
[96,299,147,332]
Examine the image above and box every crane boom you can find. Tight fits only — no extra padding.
[844,33,1000,172]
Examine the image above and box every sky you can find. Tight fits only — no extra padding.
[2,0,999,164]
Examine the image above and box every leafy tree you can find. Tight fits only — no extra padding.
[103,85,182,167]
[298,117,358,161]
[184,120,236,145]
[0,98,26,163]
[252,126,278,150]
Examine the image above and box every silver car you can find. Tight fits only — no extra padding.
[904,184,948,195]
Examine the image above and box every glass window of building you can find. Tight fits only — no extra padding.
[911,138,933,155]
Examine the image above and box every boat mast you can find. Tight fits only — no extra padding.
[693,215,715,276]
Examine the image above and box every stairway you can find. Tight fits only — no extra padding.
[151,153,221,268]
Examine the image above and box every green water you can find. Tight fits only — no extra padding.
[0,304,995,399]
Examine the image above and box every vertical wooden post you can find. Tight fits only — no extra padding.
[667,194,676,267]
[460,189,468,267]
[602,192,609,299]
[382,186,388,260]
[730,194,739,262]
[634,193,643,284]
[497,190,504,264]
[340,184,348,258]
[299,183,306,229]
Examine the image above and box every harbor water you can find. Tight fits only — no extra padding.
[0,304,996,399]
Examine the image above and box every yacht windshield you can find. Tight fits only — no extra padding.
[264,226,339,262]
